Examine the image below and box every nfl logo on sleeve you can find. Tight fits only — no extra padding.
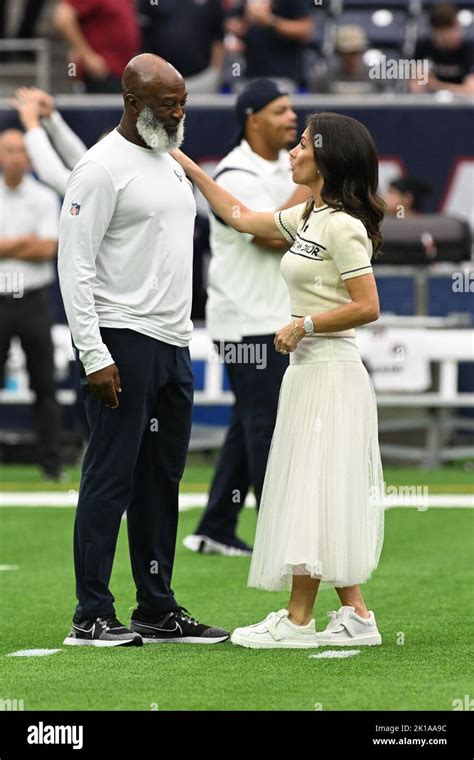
[69,202,81,216]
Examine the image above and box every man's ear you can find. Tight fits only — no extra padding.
[123,93,140,117]
[247,113,259,136]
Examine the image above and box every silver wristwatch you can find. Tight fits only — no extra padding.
[303,315,315,336]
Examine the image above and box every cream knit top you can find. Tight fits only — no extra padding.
[274,202,374,337]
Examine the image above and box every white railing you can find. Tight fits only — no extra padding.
[0,38,51,92]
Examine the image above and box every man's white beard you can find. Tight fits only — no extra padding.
[136,106,185,152]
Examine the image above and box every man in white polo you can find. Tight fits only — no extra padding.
[0,128,62,481]
[184,79,309,557]
[58,54,229,647]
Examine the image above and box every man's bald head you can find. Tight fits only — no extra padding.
[122,54,184,100]
[0,128,25,150]
[0,128,30,181]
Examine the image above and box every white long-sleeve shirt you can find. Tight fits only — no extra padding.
[24,111,87,196]
[58,129,196,376]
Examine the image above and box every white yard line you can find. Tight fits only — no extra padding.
[309,650,362,659]
[7,649,61,657]
[0,492,472,509]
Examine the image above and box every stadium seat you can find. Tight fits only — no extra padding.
[374,275,417,315]
[336,9,410,51]
[427,275,474,319]
[309,7,332,52]
[379,215,472,264]
[415,10,432,40]
[341,0,417,9]
[456,8,474,41]
[422,0,474,6]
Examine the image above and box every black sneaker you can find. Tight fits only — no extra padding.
[63,614,143,647]
[41,466,68,483]
[130,606,229,644]
[182,533,253,556]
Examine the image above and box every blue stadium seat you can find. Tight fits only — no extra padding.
[309,7,331,51]
[337,9,409,50]
[374,275,416,316]
[415,10,432,40]
[192,360,206,392]
[427,276,474,320]
[342,0,417,9]
[427,276,474,410]
[459,8,474,42]
[422,0,474,6]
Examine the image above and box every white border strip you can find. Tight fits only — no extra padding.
[0,493,472,509]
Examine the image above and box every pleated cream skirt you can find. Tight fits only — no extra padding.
[248,336,385,591]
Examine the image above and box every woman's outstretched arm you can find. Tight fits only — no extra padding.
[170,148,285,239]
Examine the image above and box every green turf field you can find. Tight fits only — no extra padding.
[0,464,473,711]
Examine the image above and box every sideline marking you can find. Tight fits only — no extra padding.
[0,493,472,508]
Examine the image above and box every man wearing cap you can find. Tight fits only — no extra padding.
[183,79,309,557]
[311,25,385,95]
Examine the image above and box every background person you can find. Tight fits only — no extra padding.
[229,0,314,91]
[139,0,225,94]
[411,2,474,95]
[53,0,140,93]
[311,25,385,95]
[384,176,433,217]
[184,79,310,556]
[11,87,87,196]
[0,129,62,481]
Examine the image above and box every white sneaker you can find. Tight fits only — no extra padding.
[182,534,252,557]
[315,606,382,646]
[231,609,319,649]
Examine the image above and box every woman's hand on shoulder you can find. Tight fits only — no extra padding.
[169,148,193,175]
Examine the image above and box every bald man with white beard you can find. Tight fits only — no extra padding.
[58,54,229,647]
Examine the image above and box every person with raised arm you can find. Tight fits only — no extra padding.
[172,112,387,649]
[183,79,310,559]
[11,87,86,196]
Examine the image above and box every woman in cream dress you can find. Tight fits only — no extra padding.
[171,112,386,649]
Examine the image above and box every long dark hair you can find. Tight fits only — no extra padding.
[302,112,386,257]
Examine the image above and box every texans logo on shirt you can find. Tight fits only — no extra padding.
[290,236,325,261]
[69,202,81,216]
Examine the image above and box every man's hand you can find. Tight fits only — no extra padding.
[10,91,42,131]
[16,86,55,117]
[225,16,247,37]
[82,50,109,79]
[246,1,273,27]
[87,363,122,408]
[1,235,57,262]
[0,235,38,258]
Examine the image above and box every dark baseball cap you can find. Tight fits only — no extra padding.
[232,79,289,147]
